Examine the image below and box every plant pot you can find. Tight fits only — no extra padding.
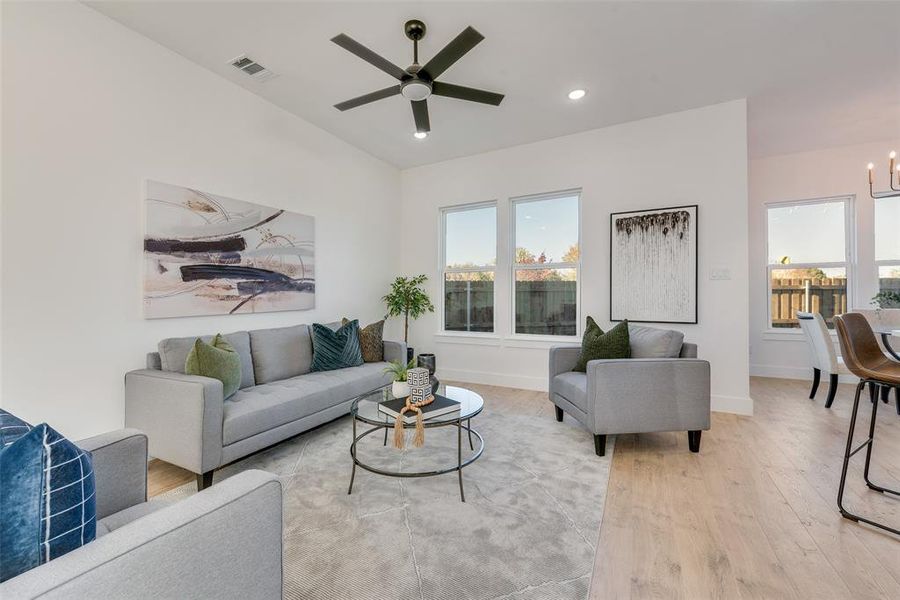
[417,353,436,376]
[392,380,410,398]
[406,346,415,363]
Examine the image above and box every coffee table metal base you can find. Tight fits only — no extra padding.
[347,416,484,502]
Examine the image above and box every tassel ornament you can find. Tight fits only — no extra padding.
[392,394,434,450]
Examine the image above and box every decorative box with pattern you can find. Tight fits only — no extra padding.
[407,367,430,387]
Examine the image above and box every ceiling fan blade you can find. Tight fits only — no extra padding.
[411,100,430,132]
[331,33,408,80]
[334,85,401,111]
[431,82,504,106]
[420,26,484,80]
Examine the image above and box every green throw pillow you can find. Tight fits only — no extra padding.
[185,334,242,399]
[311,320,364,372]
[573,317,631,372]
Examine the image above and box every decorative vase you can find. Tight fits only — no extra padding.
[407,367,430,387]
[417,353,436,376]
[392,380,410,398]
[406,347,415,363]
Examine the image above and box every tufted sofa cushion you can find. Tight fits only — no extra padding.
[222,362,393,445]
[248,325,313,385]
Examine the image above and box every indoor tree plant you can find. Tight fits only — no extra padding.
[383,274,435,360]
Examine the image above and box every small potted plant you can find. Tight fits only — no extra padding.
[383,274,435,361]
[384,358,416,398]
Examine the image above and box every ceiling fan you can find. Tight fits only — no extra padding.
[331,20,504,136]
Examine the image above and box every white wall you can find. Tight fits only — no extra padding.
[400,100,752,414]
[749,139,900,380]
[1,2,401,439]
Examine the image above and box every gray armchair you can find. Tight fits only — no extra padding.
[549,325,710,456]
[0,429,283,599]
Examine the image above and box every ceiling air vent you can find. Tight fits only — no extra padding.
[229,54,277,82]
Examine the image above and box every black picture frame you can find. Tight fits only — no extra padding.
[609,204,699,324]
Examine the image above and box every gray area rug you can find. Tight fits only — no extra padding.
[158,385,613,600]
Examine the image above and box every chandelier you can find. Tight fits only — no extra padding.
[867,150,900,198]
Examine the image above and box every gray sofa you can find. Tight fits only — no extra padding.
[0,429,282,599]
[125,323,405,489]
[549,324,710,456]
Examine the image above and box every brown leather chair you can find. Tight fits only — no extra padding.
[833,312,900,535]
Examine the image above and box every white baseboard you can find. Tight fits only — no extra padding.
[438,368,755,416]
[437,368,547,391]
[750,364,857,384]
[711,394,753,416]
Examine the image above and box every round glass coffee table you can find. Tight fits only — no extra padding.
[348,383,484,502]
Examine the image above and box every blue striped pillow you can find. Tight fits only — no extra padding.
[0,421,96,582]
[311,320,364,372]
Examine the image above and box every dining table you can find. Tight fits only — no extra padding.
[873,327,900,362]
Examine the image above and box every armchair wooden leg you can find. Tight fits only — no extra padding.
[197,470,214,491]
[555,406,564,422]
[824,374,839,408]
[594,434,606,457]
[809,368,821,399]
[688,430,702,453]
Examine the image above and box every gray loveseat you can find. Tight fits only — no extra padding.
[549,323,710,456]
[125,323,405,488]
[0,429,282,599]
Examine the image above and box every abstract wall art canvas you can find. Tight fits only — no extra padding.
[610,205,698,324]
[143,181,315,319]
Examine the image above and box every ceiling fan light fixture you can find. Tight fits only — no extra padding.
[568,89,587,100]
[414,131,428,139]
[401,80,432,101]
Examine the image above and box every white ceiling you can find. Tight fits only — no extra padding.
[86,1,900,169]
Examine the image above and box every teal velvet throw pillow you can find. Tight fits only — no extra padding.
[311,320,364,371]
[185,333,242,399]
[573,317,631,372]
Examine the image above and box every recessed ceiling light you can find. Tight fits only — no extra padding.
[414,131,428,140]
[568,89,586,100]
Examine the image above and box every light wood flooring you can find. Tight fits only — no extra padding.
[149,377,900,599]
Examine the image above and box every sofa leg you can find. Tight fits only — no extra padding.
[555,406,564,422]
[824,374,839,408]
[809,368,821,399]
[594,434,606,457]
[688,430,702,453]
[197,471,214,491]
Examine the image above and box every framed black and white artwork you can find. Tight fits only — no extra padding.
[609,205,698,324]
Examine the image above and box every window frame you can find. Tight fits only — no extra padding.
[764,194,855,333]
[439,200,498,335]
[508,189,582,340]
[875,196,899,296]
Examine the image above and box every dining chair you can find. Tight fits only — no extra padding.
[797,312,852,408]
[833,312,900,536]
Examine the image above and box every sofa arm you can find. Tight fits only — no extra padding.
[125,369,224,475]
[383,340,407,364]
[77,429,147,519]
[0,470,283,600]
[549,345,582,380]
[586,358,710,435]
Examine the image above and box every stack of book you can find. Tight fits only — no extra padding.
[378,394,461,424]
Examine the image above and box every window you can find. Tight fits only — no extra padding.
[442,203,496,332]
[512,191,580,336]
[766,197,853,329]
[875,197,900,303]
